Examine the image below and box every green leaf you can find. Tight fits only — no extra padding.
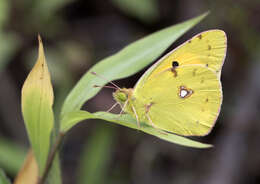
[78,125,115,184]
[0,33,20,72]
[0,137,26,175]
[0,0,9,28]
[111,0,159,23]
[31,0,73,19]
[21,36,54,175]
[61,12,209,117]
[0,169,11,184]
[61,111,212,148]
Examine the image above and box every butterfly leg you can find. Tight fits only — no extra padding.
[115,100,129,121]
[106,102,119,113]
[145,113,167,135]
[145,103,167,135]
[131,105,140,128]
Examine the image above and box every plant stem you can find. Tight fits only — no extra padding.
[38,132,65,184]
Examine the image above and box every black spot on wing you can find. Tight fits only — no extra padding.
[172,61,179,67]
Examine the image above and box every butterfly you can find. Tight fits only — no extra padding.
[111,30,227,136]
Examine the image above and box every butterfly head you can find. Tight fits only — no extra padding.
[113,88,133,106]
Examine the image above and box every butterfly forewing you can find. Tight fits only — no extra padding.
[134,30,226,94]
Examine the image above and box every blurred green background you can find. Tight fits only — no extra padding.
[1,0,260,184]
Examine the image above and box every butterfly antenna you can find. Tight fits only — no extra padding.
[91,71,121,90]
[93,85,118,90]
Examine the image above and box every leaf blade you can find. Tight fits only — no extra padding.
[0,137,26,175]
[61,111,212,148]
[61,12,209,117]
[0,169,11,184]
[111,0,159,23]
[21,36,54,175]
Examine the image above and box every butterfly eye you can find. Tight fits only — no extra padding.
[172,61,179,68]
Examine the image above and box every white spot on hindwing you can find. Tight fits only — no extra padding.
[180,89,188,98]
[179,86,193,99]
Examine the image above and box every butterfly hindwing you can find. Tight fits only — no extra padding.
[133,65,222,136]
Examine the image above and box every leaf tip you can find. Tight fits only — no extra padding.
[37,34,42,44]
[201,11,210,19]
[37,34,45,61]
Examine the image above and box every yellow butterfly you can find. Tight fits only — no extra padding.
[113,30,227,136]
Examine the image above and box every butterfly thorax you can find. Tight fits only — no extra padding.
[113,88,133,107]
[113,88,148,123]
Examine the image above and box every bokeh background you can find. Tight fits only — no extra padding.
[1,0,260,184]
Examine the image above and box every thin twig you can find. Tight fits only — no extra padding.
[38,132,65,184]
